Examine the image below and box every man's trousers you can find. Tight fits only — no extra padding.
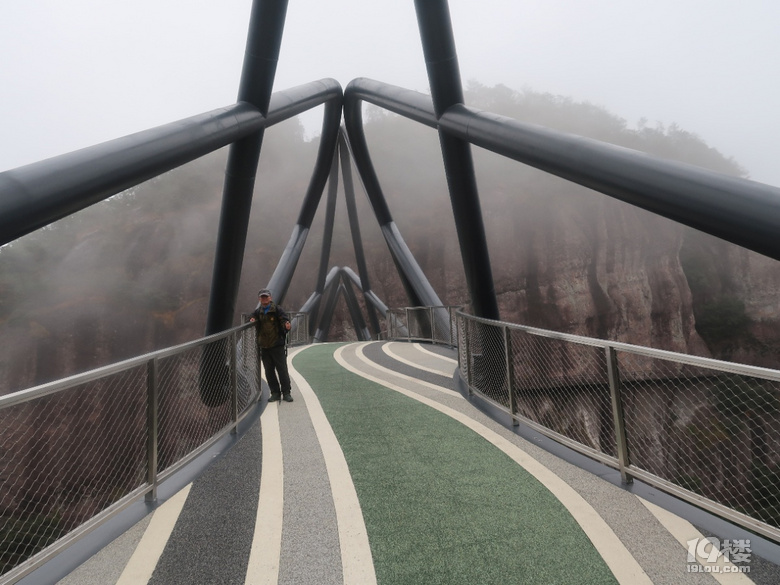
[260,344,291,397]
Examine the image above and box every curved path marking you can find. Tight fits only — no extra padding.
[288,345,378,585]
[115,484,192,585]
[245,401,283,585]
[638,497,755,585]
[382,342,456,378]
[337,342,652,585]
[369,344,462,399]
[412,342,458,365]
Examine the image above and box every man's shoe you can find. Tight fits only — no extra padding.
[269,393,281,402]
[282,393,293,402]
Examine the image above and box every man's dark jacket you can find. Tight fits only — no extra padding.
[251,302,289,349]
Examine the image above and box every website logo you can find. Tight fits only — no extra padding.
[686,537,751,574]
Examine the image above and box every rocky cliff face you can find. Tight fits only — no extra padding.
[681,229,780,368]
[383,166,780,369]
[490,190,708,355]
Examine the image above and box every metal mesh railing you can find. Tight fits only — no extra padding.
[287,312,310,347]
[386,306,460,346]
[457,310,780,542]
[510,329,615,458]
[616,351,780,533]
[0,323,262,584]
[0,367,148,578]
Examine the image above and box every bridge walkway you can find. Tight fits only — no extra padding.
[43,341,780,584]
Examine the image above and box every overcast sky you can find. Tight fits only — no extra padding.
[1,0,778,186]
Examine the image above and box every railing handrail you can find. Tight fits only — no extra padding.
[1,310,312,410]
[0,321,253,410]
[455,309,780,383]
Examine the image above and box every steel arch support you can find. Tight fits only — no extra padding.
[341,266,389,319]
[439,103,780,263]
[205,0,289,336]
[265,91,343,304]
[414,0,499,321]
[340,271,371,341]
[338,129,382,337]
[313,268,342,342]
[341,104,441,311]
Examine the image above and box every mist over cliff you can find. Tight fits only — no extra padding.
[2,83,778,393]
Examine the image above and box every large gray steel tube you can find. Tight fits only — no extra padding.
[0,77,342,251]
[343,78,437,128]
[313,270,342,342]
[341,266,389,317]
[265,93,343,303]
[440,104,780,262]
[0,103,264,247]
[339,130,382,337]
[206,0,290,335]
[346,74,780,267]
[340,270,371,341]
[414,0,500,321]
[302,148,340,335]
[341,105,439,311]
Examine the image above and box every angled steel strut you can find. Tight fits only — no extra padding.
[206,0,290,336]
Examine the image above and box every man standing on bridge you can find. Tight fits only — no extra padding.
[249,289,293,402]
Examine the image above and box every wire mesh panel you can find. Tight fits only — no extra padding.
[156,341,232,474]
[457,312,469,378]
[406,307,432,340]
[430,306,457,345]
[237,328,259,411]
[0,366,147,575]
[386,308,408,340]
[510,330,614,455]
[619,350,780,530]
[465,320,510,407]
[287,312,309,347]
[0,323,267,581]
[386,306,459,345]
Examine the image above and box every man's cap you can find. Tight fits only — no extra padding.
[258,288,272,297]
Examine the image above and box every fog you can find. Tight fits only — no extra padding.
[1,1,778,186]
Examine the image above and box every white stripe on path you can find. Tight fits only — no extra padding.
[638,497,755,585]
[412,342,458,365]
[366,343,461,399]
[245,401,284,585]
[288,346,377,585]
[116,484,192,585]
[383,342,455,378]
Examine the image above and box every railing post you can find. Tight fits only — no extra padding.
[464,317,473,396]
[230,332,238,433]
[242,327,248,372]
[449,306,455,347]
[406,307,411,342]
[504,325,519,426]
[146,358,159,502]
[430,306,435,343]
[253,329,261,397]
[606,346,632,484]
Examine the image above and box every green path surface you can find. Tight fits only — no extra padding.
[293,345,618,585]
